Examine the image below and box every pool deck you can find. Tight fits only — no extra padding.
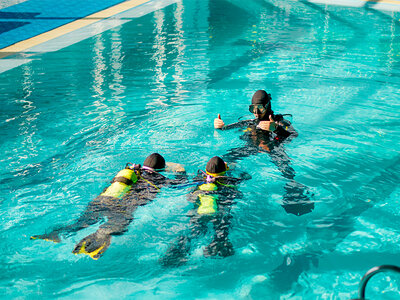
[0,0,155,58]
[0,0,399,72]
[0,0,178,73]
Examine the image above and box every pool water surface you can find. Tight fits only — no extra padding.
[0,0,400,299]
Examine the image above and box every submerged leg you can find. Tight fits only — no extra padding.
[222,145,259,164]
[267,156,400,291]
[31,204,101,243]
[72,210,133,260]
[268,146,314,216]
[204,212,234,258]
[223,144,314,216]
[160,213,208,267]
[281,180,314,216]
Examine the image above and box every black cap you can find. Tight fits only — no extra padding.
[251,90,271,105]
[206,156,226,174]
[143,153,166,170]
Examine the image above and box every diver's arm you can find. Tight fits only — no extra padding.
[273,125,292,139]
[219,119,254,131]
[165,162,185,173]
[235,171,252,182]
[273,117,298,141]
[164,162,188,185]
[257,115,296,140]
[164,172,188,186]
[214,112,255,131]
[221,145,260,164]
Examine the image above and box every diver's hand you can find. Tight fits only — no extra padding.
[204,239,234,258]
[165,162,185,173]
[257,115,277,131]
[73,232,111,260]
[214,114,225,129]
[30,232,61,243]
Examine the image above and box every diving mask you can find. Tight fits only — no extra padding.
[249,104,267,114]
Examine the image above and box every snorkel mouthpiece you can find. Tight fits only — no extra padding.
[206,174,215,183]
[125,163,141,170]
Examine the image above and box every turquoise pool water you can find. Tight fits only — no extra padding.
[1,0,400,298]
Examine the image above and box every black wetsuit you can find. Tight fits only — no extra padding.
[63,169,188,236]
[160,173,247,266]
[221,114,314,216]
[33,169,187,259]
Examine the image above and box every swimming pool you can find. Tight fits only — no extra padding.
[1,0,400,298]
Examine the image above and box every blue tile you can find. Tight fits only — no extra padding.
[0,0,128,49]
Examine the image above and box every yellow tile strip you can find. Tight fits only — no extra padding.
[0,0,150,59]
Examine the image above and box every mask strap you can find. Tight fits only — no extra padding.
[141,165,155,172]
[141,165,166,179]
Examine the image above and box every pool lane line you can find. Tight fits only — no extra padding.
[0,0,150,59]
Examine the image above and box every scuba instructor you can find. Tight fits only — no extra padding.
[214,90,314,216]
[214,89,294,138]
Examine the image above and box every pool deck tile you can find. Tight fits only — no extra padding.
[0,0,133,50]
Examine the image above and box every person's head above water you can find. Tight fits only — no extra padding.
[249,90,273,120]
[143,153,166,171]
[251,90,271,105]
[206,156,228,176]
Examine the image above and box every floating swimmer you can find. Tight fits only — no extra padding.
[31,153,186,260]
[160,156,250,267]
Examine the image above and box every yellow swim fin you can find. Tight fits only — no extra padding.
[30,232,60,243]
[72,233,111,260]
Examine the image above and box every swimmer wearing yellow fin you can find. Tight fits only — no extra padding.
[160,156,250,267]
[31,153,186,260]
